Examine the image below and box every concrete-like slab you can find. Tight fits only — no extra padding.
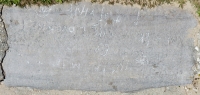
[2,2,197,92]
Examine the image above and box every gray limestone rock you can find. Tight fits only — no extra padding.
[2,2,198,92]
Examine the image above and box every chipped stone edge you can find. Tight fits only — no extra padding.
[0,4,9,81]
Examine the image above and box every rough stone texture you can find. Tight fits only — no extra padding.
[0,5,8,81]
[0,5,3,81]
[2,2,197,92]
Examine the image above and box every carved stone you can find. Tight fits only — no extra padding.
[2,2,197,92]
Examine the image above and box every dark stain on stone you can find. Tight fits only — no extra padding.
[109,82,113,85]
[112,85,118,91]
[14,20,19,25]
[60,13,66,15]
[107,19,112,25]
[10,20,19,25]
[109,82,117,91]
[152,64,158,68]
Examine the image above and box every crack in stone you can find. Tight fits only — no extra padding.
[0,5,9,81]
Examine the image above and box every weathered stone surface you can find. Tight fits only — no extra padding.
[0,5,8,81]
[0,5,3,80]
[2,2,197,92]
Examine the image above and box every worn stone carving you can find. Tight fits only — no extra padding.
[2,2,197,92]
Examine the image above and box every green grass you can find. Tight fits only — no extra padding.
[0,0,81,7]
[190,0,200,16]
[0,0,182,7]
[0,0,188,7]
[0,0,200,16]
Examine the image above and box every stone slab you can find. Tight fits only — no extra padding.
[0,5,8,81]
[0,72,2,81]
[2,2,197,92]
[0,23,7,81]
[0,5,2,80]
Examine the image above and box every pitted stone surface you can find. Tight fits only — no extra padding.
[2,2,197,92]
